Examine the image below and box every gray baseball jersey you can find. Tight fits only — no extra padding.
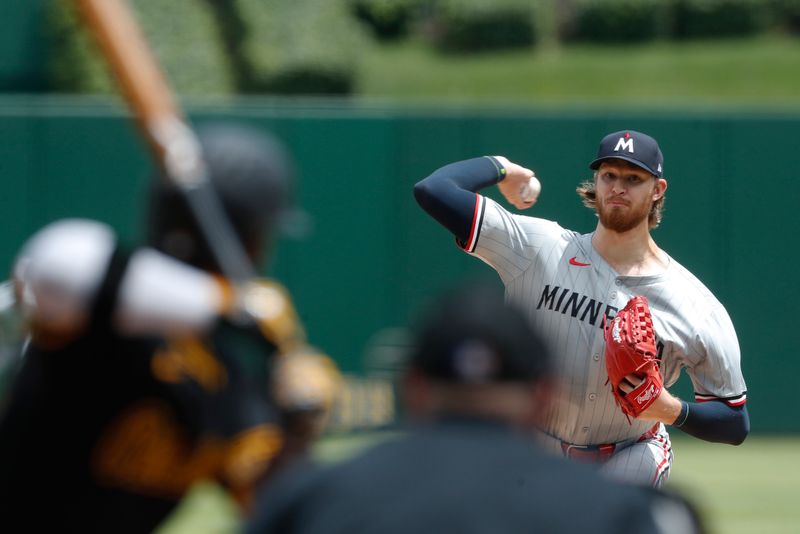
[464,196,747,448]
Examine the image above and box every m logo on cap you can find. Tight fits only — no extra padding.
[614,134,635,154]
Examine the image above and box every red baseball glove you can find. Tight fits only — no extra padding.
[604,295,663,420]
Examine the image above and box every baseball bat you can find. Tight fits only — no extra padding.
[75,0,257,289]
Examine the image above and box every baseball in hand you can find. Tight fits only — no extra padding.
[520,175,541,204]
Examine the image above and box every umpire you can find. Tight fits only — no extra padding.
[246,284,703,534]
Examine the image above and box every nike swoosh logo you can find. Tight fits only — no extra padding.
[569,256,591,267]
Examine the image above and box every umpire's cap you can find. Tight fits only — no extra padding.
[589,130,664,178]
[147,123,294,271]
[410,284,551,384]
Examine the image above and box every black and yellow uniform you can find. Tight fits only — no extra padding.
[0,272,307,533]
[0,123,340,533]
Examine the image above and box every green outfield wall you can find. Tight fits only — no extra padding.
[0,96,795,432]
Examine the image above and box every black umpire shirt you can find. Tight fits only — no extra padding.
[247,416,697,534]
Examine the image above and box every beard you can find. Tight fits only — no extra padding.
[597,195,652,233]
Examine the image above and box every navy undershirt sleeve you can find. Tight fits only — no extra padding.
[413,157,505,243]
[671,401,749,445]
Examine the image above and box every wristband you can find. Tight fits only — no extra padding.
[484,156,507,183]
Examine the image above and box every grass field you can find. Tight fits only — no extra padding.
[158,433,800,534]
[668,435,800,534]
[358,35,800,108]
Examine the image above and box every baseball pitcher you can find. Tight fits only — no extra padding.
[413,130,749,487]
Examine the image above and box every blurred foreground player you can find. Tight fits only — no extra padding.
[246,285,703,534]
[0,124,339,533]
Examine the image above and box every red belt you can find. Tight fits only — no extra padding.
[560,442,616,463]
[560,424,660,463]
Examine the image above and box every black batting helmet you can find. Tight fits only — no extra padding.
[146,123,294,272]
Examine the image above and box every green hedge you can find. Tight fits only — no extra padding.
[568,0,667,43]
[349,0,424,40]
[46,0,234,94]
[560,0,789,44]
[673,0,770,39]
[46,0,109,93]
[427,0,537,53]
[772,0,800,33]
[234,0,369,94]
[45,0,367,96]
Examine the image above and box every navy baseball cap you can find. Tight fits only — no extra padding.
[410,284,551,384]
[589,130,664,177]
